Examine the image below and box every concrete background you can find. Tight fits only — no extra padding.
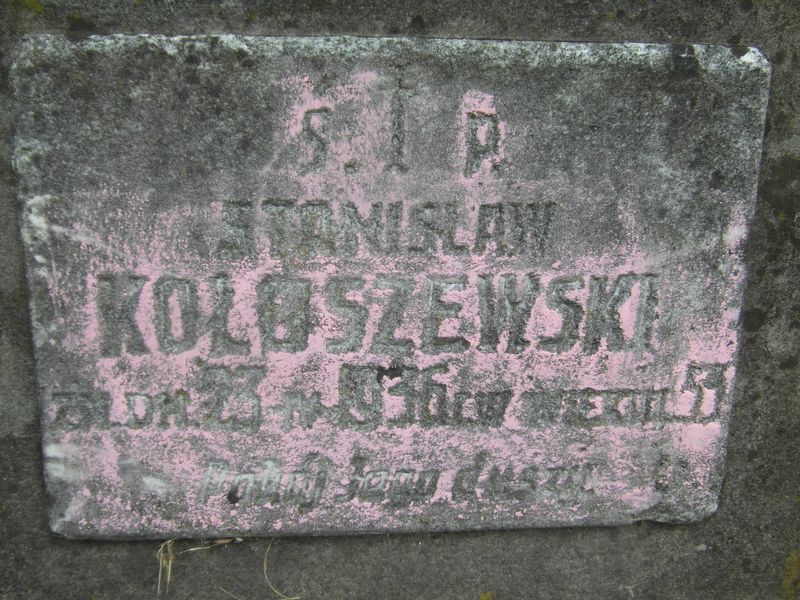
[1,1,798,598]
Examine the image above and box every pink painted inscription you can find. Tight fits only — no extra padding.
[13,35,770,537]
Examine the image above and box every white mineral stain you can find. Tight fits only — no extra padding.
[142,476,172,498]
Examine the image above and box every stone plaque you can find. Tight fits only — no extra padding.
[12,35,769,538]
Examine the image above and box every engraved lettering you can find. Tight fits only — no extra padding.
[154,276,199,354]
[271,391,329,432]
[408,202,468,255]
[25,36,761,537]
[302,107,331,172]
[474,203,507,255]
[339,201,384,256]
[385,365,448,426]
[477,273,539,354]
[209,273,250,357]
[250,196,557,258]
[216,198,253,259]
[538,275,585,353]
[338,364,383,430]
[298,201,336,258]
[482,465,537,501]
[385,80,410,173]
[325,276,368,353]
[198,453,328,508]
[197,365,264,430]
[50,391,108,429]
[124,390,189,428]
[342,453,439,506]
[464,111,500,177]
[256,276,312,352]
[96,273,147,357]
[473,390,512,426]
[521,389,562,426]
[632,274,659,351]
[421,276,469,354]
[261,198,296,259]
[371,277,414,356]
[507,201,555,256]
[281,453,331,509]
[584,274,633,354]
[583,273,657,354]
[521,386,682,427]
[385,201,403,254]
[672,363,727,422]
[452,450,489,501]
[451,391,512,426]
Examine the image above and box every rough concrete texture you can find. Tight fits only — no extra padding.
[11,34,769,539]
[0,1,799,598]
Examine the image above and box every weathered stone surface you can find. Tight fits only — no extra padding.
[11,35,769,538]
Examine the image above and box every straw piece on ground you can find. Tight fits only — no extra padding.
[263,539,301,600]
[156,539,175,596]
[220,587,247,600]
